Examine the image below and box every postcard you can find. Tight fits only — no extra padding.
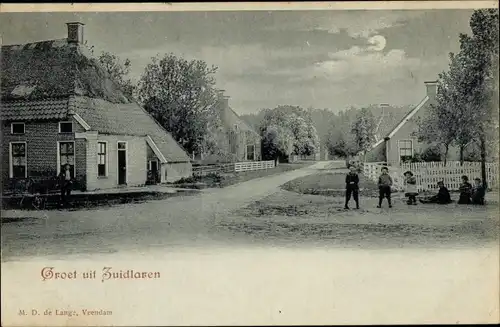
[1,1,499,326]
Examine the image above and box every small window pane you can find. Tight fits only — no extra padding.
[59,122,73,133]
[98,164,106,177]
[60,142,75,155]
[118,142,126,150]
[12,143,26,156]
[13,166,26,178]
[12,123,25,134]
[11,142,27,178]
[97,142,107,177]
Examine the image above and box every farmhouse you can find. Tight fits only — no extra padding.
[197,90,262,164]
[365,80,470,166]
[1,22,192,192]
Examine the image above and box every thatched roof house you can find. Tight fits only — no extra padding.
[1,22,192,190]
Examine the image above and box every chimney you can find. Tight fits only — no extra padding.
[66,22,85,44]
[221,95,230,110]
[216,89,230,109]
[424,80,438,98]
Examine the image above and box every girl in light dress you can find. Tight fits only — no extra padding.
[404,171,418,205]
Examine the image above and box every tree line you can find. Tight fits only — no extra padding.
[96,52,322,161]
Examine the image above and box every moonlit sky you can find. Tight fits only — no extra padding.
[0,10,474,114]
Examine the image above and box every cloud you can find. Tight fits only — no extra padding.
[272,11,424,39]
[305,45,421,84]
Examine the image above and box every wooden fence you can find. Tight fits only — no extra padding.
[192,163,235,177]
[192,160,276,176]
[362,162,387,181]
[235,160,275,172]
[362,161,499,192]
[400,162,499,192]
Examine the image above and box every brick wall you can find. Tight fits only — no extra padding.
[1,118,86,191]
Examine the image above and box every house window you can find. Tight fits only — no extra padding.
[118,142,127,150]
[97,142,107,177]
[398,140,413,162]
[246,144,255,161]
[59,122,73,133]
[58,141,75,177]
[229,131,237,154]
[10,142,27,178]
[11,122,25,134]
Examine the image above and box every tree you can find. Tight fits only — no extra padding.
[98,52,137,100]
[261,124,294,161]
[420,145,443,162]
[259,105,320,160]
[325,126,358,159]
[351,107,376,161]
[415,79,459,164]
[137,53,222,156]
[455,9,499,187]
[440,52,475,165]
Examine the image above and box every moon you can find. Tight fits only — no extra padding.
[368,35,387,51]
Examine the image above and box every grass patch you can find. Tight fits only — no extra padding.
[282,171,381,197]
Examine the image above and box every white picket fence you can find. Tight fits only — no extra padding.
[363,161,405,190]
[362,161,499,192]
[400,162,499,192]
[235,160,275,172]
[193,160,276,176]
[363,162,387,181]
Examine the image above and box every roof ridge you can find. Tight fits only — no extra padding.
[385,95,430,139]
[1,38,66,49]
[228,105,259,135]
[1,94,73,102]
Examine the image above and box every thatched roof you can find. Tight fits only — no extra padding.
[1,39,130,103]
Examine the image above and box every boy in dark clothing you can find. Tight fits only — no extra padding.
[419,181,452,204]
[458,175,472,204]
[345,165,360,209]
[471,178,486,205]
[377,167,393,208]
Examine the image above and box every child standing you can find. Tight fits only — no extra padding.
[377,166,393,208]
[345,165,360,210]
[404,171,418,205]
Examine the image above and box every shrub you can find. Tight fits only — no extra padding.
[421,146,442,162]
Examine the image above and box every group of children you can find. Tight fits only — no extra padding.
[344,165,487,209]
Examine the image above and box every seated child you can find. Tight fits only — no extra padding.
[419,181,452,204]
[404,171,418,205]
[458,175,472,204]
[471,178,486,205]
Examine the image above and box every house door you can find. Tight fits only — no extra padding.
[149,160,159,184]
[118,142,127,185]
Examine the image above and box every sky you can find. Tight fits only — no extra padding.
[0,9,475,115]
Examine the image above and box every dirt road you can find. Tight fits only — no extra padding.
[1,161,336,261]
